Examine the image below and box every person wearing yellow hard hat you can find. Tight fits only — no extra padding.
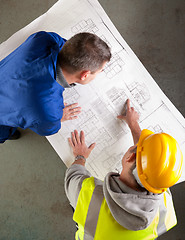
[64,98,183,240]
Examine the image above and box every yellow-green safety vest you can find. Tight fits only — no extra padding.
[73,177,177,240]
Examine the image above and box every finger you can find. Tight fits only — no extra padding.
[80,130,85,144]
[117,115,125,120]
[68,137,74,148]
[64,103,79,110]
[68,103,79,108]
[131,107,134,111]
[69,107,81,113]
[89,143,96,151]
[64,102,68,106]
[69,111,81,116]
[74,129,80,144]
[68,116,78,120]
[71,131,77,145]
[127,99,131,110]
[129,145,137,153]
[127,153,136,163]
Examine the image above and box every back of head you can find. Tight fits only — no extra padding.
[58,32,111,73]
[136,129,183,194]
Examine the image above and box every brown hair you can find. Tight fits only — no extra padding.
[58,32,111,73]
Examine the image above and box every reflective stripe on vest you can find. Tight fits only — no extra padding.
[73,177,177,240]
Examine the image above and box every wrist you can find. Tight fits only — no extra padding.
[72,155,86,166]
[75,155,86,162]
[128,120,139,129]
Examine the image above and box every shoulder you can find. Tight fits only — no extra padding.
[65,164,103,208]
[26,31,66,49]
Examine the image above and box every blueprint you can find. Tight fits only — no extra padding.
[0,0,185,182]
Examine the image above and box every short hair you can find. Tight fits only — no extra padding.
[58,32,111,73]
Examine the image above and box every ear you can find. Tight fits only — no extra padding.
[80,71,91,81]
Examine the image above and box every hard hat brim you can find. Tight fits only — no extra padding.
[136,129,166,194]
[137,129,154,148]
[136,129,183,194]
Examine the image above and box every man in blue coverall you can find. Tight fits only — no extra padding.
[0,31,111,143]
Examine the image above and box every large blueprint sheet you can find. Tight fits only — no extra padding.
[0,0,185,182]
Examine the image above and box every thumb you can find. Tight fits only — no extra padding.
[88,143,96,151]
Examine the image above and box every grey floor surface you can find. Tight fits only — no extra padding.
[0,0,185,239]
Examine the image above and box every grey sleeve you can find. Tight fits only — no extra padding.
[64,164,92,208]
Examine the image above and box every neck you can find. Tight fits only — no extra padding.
[61,67,79,85]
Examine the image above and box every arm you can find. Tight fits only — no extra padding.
[65,164,92,208]
[30,120,61,136]
[117,99,141,144]
[65,130,96,207]
[47,32,67,50]
[27,31,66,51]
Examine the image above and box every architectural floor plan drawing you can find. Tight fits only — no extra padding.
[72,19,99,34]
[0,0,185,182]
[104,52,125,79]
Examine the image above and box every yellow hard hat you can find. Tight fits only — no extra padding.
[136,129,183,194]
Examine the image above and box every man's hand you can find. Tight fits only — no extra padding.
[68,130,96,165]
[117,99,141,145]
[117,99,139,128]
[61,103,81,122]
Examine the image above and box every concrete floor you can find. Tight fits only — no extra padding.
[0,0,185,239]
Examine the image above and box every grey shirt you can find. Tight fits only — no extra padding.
[56,63,72,88]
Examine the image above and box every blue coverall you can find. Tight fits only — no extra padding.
[0,31,66,143]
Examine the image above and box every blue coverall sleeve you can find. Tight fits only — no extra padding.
[30,120,61,136]
[25,31,66,136]
[27,31,67,51]
[47,32,67,50]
